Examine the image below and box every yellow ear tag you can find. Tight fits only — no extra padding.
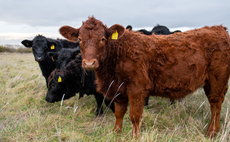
[58,76,62,82]
[111,30,118,40]
[51,45,55,50]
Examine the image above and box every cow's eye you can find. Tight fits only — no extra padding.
[77,38,81,42]
[51,82,56,87]
[101,37,105,41]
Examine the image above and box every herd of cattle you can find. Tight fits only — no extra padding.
[21,16,230,139]
[21,22,179,113]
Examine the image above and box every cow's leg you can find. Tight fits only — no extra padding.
[170,99,175,105]
[93,93,104,116]
[144,96,149,106]
[128,93,145,139]
[104,98,115,113]
[45,77,48,88]
[113,101,128,133]
[203,79,228,138]
[79,91,84,99]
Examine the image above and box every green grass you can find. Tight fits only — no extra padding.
[0,53,229,141]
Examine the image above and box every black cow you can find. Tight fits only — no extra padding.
[47,47,80,69]
[21,35,79,87]
[48,47,85,99]
[151,24,181,35]
[126,25,181,35]
[126,25,152,35]
[151,24,171,35]
[46,55,115,115]
[137,29,152,35]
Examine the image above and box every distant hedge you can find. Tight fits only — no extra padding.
[0,45,32,53]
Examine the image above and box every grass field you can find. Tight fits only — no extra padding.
[0,53,229,142]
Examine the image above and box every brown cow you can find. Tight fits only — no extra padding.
[59,16,230,139]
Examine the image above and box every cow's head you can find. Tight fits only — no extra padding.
[59,16,125,70]
[21,35,58,62]
[151,25,171,35]
[46,71,77,103]
[47,47,80,69]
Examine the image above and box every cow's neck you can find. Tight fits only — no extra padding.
[38,57,56,78]
[94,42,124,97]
[64,60,81,83]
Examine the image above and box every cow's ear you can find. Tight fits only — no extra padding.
[47,40,58,50]
[47,52,59,61]
[108,24,125,40]
[126,25,132,31]
[54,74,64,83]
[59,26,79,42]
[21,40,32,48]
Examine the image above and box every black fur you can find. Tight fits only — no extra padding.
[125,25,132,31]
[126,25,182,35]
[46,55,115,116]
[47,47,80,69]
[151,24,181,35]
[21,35,79,87]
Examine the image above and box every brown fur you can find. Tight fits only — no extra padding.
[59,16,230,139]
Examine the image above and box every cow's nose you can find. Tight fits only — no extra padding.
[46,95,55,103]
[45,96,51,102]
[82,59,99,70]
[36,57,42,62]
[84,61,95,66]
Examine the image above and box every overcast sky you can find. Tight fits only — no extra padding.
[0,0,229,45]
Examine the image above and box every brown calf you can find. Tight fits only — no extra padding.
[59,16,230,138]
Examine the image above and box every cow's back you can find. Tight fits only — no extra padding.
[146,26,230,99]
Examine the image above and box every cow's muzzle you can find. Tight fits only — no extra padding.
[35,57,43,62]
[82,59,99,70]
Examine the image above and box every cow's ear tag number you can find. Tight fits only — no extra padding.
[58,76,62,82]
[51,45,55,50]
[111,30,118,40]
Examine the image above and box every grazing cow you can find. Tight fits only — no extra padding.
[59,17,230,139]
[48,47,84,99]
[47,47,80,69]
[21,35,79,87]
[46,55,115,115]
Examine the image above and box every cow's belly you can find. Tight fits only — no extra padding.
[151,51,208,99]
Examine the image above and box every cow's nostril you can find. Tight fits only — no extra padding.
[82,59,98,70]
[36,57,42,62]
[84,61,94,66]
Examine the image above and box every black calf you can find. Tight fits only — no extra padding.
[46,55,115,115]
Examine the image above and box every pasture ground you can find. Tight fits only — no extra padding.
[0,53,229,142]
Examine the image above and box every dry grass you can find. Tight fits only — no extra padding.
[0,53,229,142]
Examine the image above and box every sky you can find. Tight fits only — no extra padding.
[0,0,229,46]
